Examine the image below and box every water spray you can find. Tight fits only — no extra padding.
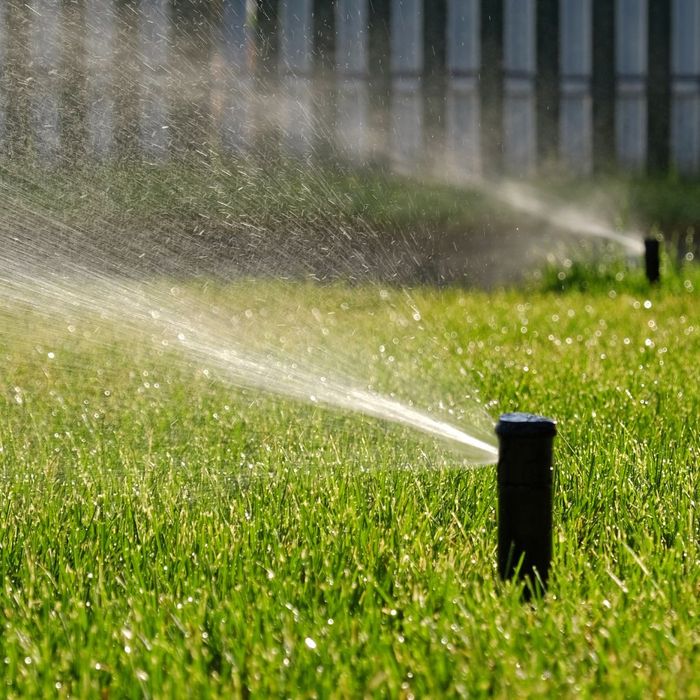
[644,237,661,284]
[496,413,556,597]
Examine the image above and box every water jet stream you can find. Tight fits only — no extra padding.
[481,179,645,255]
[1,260,498,464]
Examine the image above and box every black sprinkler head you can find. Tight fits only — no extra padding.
[496,413,557,597]
[644,237,660,284]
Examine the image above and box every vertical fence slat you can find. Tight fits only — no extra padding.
[671,0,700,174]
[446,0,480,177]
[391,0,423,169]
[30,0,62,161]
[647,1,670,173]
[503,0,536,174]
[336,0,370,161]
[279,0,314,154]
[1,1,693,178]
[536,0,559,167]
[139,0,171,159]
[615,0,648,171]
[86,0,116,158]
[559,0,592,173]
[221,0,253,151]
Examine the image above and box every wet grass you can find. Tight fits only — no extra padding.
[535,241,696,295]
[0,263,698,697]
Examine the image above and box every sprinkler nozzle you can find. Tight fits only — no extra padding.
[644,237,660,284]
[496,413,556,597]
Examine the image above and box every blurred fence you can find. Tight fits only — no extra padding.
[1,0,699,177]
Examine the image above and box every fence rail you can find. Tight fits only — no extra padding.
[1,0,698,176]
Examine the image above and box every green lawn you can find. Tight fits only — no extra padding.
[1,263,698,697]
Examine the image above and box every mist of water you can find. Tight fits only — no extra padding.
[0,2,644,467]
[0,155,499,464]
[487,180,645,255]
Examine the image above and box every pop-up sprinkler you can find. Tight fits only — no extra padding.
[496,413,557,597]
[644,237,660,284]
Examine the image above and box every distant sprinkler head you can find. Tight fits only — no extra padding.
[495,413,557,598]
[644,237,661,284]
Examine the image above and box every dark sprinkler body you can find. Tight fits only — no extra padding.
[644,238,661,284]
[496,412,557,596]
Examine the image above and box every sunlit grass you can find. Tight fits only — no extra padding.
[1,265,698,697]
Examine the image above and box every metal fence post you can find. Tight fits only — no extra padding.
[592,0,615,171]
[480,0,503,175]
[536,0,559,167]
[391,0,423,170]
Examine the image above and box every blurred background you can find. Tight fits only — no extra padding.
[2,0,698,174]
[0,1,698,285]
